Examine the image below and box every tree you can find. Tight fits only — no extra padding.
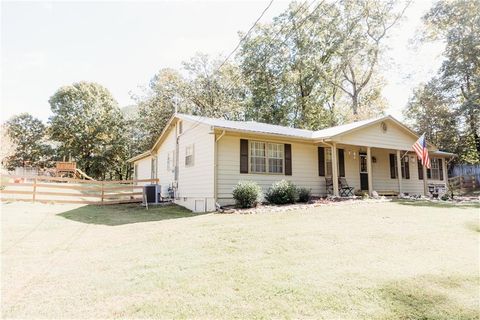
[403,80,459,154]
[48,82,128,179]
[238,0,402,128]
[0,124,18,170]
[318,0,409,118]
[3,113,52,170]
[405,0,480,163]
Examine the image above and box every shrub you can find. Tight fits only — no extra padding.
[265,180,297,205]
[232,181,262,208]
[297,187,311,203]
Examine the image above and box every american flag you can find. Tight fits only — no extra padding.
[412,133,431,169]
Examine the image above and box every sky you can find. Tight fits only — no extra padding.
[1,0,444,123]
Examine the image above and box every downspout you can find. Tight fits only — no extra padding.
[214,130,226,209]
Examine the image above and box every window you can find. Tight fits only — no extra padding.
[389,154,409,179]
[430,158,440,180]
[249,141,284,174]
[250,141,266,173]
[268,143,284,173]
[325,148,333,177]
[151,156,157,179]
[167,150,175,171]
[185,145,194,167]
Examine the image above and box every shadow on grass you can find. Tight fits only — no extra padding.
[57,203,206,226]
[379,275,479,320]
[392,199,480,209]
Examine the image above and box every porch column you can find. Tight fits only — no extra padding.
[396,150,402,194]
[332,143,339,196]
[367,147,373,196]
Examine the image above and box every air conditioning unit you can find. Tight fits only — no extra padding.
[144,184,161,204]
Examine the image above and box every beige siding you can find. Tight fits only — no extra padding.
[335,119,420,150]
[154,128,176,197]
[133,156,152,186]
[217,134,323,205]
[176,120,215,211]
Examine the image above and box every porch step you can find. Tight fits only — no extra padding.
[377,191,399,196]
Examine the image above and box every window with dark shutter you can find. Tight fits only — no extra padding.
[417,159,423,180]
[438,158,444,180]
[403,158,410,179]
[318,147,325,176]
[389,154,396,179]
[284,144,292,176]
[240,139,249,173]
[338,149,345,177]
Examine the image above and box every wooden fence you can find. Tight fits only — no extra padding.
[447,175,477,192]
[0,175,158,205]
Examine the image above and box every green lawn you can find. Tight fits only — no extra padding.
[2,200,479,319]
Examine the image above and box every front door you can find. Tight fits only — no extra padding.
[360,153,368,191]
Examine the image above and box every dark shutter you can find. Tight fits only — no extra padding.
[338,149,345,177]
[404,158,410,179]
[389,154,396,179]
[284,144,292,176]
[240,139,249,173]
[318,147,325,176]
[417,159,423,180]
[438,159,444,180]
[427,168,431,179]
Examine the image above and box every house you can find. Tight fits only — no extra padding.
[128,113,454,212]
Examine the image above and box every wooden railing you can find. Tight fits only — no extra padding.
[0,175,159,205]
[448,175,477,191]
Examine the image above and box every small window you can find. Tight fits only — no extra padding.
[151,156,157,179]
[185,145,194,167]
[167,150,175,171]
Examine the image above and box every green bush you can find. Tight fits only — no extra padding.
[297,187,311,203]
[232,181,262,208]
[265,180,297,205]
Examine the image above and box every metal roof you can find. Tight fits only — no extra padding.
[176,113,314,139]
[128,113,454,162]
[177,113,387,139]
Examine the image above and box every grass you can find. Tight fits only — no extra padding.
[2,201,479,319]
[393,199,480,209]
[58,203,201,226]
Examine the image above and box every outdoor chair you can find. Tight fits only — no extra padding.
[338,177,355,197]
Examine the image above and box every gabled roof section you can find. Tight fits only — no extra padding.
[311,116,386,139]
[176,113,313,139]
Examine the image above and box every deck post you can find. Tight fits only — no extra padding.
[32,177,37,203]
[332,143,339,197]
[396,150,402,194]
[367,147,373,196]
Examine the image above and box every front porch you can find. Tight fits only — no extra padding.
[318,143,448,197]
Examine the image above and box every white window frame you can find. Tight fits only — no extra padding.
[249,141,284,174]
[185,144,194,167]
[325,148,333,177]
[430,158,440,180]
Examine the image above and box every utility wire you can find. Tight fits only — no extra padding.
[217,0,275,71]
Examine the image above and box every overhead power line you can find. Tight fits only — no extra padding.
[217,0,275,71]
